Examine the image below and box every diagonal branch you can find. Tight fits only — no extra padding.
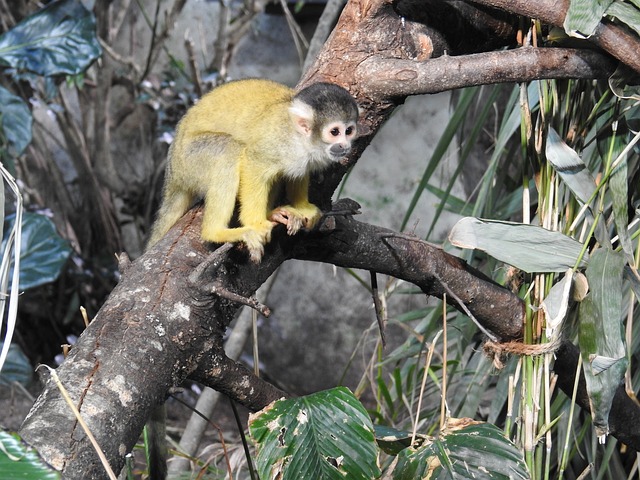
[472,0,640,74]
[358,47,616,98]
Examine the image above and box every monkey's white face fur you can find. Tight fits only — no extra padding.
[320,121,358,160]
[289,97,359,170]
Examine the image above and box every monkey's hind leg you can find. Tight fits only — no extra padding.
[199,152,275,262]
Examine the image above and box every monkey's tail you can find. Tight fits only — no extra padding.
[147,189,193,249]
[145,404,168,480]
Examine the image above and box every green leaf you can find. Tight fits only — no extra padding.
[393,419,530,480]
[545,128,597,205]
[448,217,589,273]
[606,1,640,37]
[0,0,101,76]
[3,212,71,290]
[0,86,33,159]
[0,343,32,386]
[0,430,60,479]
[564,0,614,37]
[607,138,634,263]
[374,425,429,456]
[578,248,627,440]
[249,387,381,480]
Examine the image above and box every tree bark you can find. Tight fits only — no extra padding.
[19,0,640,477]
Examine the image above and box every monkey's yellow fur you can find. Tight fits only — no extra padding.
[148,78,359,261]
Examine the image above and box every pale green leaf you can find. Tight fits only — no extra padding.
[541,269,573,337]
[545,128,597,205]
[609,149,634,262]
[606,1,640,37]
[564,0,614,37]
[448,217,588,273]
[578,248,627,440]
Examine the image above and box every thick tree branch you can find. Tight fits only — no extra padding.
[358,48,615,97]
[191,352,288,410]
[291,212,524,341]
[473,0,640,74]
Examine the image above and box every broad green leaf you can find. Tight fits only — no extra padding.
[393,418,530,480]
[0,0,101,76]
[0,86,33,159]
[3,212,71,290]
[0,343,32,386]
[249,387,380,480]
[578,248,627,441]
[564,0,614,37]
[0,430,60,479]
[448,217,589,273]
[545,128,597,205]
[606,1,640,37]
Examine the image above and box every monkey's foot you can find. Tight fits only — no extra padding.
[241,226,274,262]
[269,204,322,235]
[202,222,274,263]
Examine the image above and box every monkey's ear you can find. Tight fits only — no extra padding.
[289,98,314,136]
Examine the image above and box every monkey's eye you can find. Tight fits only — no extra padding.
[345,126,354,136]
[330,127,341,137]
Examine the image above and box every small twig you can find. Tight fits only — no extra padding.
[303,0,345,72]
[38,365,118,480]
[434,274,499,342]
[115,252,131,274]
[229,398,259,480]
[278,0,309,66]
[97,37,141,76]
[184,34,203,97]
[369,271,386,347]
[206,280,271,317]
[80,306,91,328]
[189,243,271,317]
[188,243,234,284]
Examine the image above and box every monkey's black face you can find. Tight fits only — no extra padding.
[321,120,358,160]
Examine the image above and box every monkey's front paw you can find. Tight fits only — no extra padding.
[270,204,322,235]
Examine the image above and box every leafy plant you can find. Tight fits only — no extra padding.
[0,0,101,166]
[0,431,59,479]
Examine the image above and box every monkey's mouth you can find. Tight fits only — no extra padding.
[329,145,351,160]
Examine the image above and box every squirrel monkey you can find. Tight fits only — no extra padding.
[147,78,360,261]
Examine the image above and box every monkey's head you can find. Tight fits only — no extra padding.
[289,82,360,164]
